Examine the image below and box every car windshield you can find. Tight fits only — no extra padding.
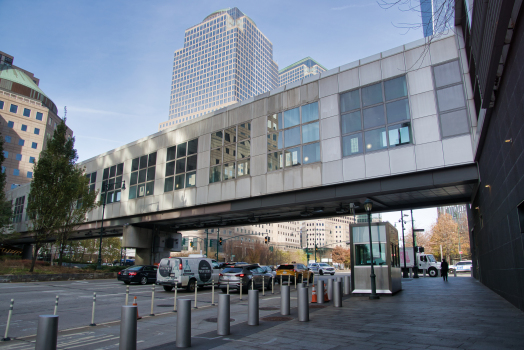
[278,265,295,270]
[127,266,143,271]
[426,255,436,262]
[222,268,242,274]
[319,263,330,267]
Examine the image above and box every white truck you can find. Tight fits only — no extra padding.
[156,256,220,292]
[399,247,441,277]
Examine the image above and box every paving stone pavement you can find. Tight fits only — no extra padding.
[148,276,524,350]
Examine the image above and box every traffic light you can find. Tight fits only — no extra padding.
[315,244,318,251]
[267,236,270,243]
[190,241,193,247]
[182,238,186,245]
[219,238,223,245]
[264,236,268,244]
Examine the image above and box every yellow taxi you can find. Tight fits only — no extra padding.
[276,263,313,284]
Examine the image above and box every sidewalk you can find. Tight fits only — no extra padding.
[2,276,523,349]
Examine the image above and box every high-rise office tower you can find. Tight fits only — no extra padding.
[420,0,455,37]
[278,57,326,87]
[159,8,278,131]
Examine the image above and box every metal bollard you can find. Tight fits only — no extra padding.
[150,285,155,316]
[251,277,254,290]
[119,305,137,350]
[423,269,427,277]
[35,315,58,350]
[211,281,216,306]
[280,285,290,315]
[294,272,297,289]
[2,299,14,341]
[227,281,230,295]
[272,277,274,294]
[280,275,282,290]
[454,269,457,277]
[53,295,59,316]
[327,278,334,301]
[337,276,343,283]
[288,275,291,287]
[334,281,342,307]
[317,280,324,304]
[262,276,265,296]
[438,269,442,277]
[176,299,191,348]
[240,279,243,301]
[344,275,350,295]
[306,272,309,287]
[89,292,96,326]
[173,287,177,312]
[298,286,309,322]
[125,285,129,306]
[471,269,473,278]
[194,283,198,309]
[409,268,413,278]
[248,290,259,326]
[217,294,230,336]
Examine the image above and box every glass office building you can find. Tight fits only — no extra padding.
[278,57,326,87]
[159,8,278,131]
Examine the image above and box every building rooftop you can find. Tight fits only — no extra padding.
[202,8,256,27]
[279,57,327,75]
[0,64,48,98]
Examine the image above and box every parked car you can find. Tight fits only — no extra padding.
[156,257,220,292]
[261,265,276,278]
[451,260,473,273]
[118,265,157,285]
[308,262,336,275]
[219,262,248,269]
[276,263,313,284]
[218,264,273,293]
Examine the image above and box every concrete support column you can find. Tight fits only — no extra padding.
[22,244,33,260]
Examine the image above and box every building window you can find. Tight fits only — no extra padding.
[27,171,32,178]
[18,139,25,146]
[340,75,412,157]
[165,138,198,192]
[209,123,250,182]
[102,163,124,203]
[13,169,19,176]
[5,136,11,143]
[3,151,8,158]
[7,121,14,128]
[21,125,27,132]
[15,154,22,161]
[130,152,156,199]
[0,101,3,109]
[36,112,43,121]
[12,196,25,223]
[29,156,35,164]
[267,102,319,171]
[1,166,5,173]
[432,60,469,138]
[23,108,31,117]
[10,104,18,113]
[31,142,37,149]
[34,128,40,135]
[86,171,97,193]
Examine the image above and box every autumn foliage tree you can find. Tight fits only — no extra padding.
[426,213,470,261]
[332,246,351,268]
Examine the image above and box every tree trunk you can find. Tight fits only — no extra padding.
[29,243,40,273]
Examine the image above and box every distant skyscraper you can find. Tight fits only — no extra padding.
[420,0,454,37]
[278,57,326,86]
[159,8,278,131]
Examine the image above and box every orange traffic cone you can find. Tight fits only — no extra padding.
[133,296,142,320]
[323,283,329,302]
[311,284,317,303]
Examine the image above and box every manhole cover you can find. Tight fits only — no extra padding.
[261,316,293,322]
[157,305,174,307]
[204,318,235,323]
[309,304,326,308]
[259,307,279,310]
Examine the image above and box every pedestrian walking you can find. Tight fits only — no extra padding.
[441,258,449,281]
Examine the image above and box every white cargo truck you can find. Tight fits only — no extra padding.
[156,257,220,292]
[399,247,441,277]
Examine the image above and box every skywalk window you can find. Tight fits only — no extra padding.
[102,162,124,203]
[164,138,198,192]
[209,123,250,183]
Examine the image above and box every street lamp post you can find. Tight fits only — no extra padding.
[410,210,419,278]
[97,181,125,270]
[364,199,379,300]
[400,211,409,278]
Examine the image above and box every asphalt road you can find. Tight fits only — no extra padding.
[0,272,349,340]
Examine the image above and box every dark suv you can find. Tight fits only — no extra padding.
[218,264,273,293]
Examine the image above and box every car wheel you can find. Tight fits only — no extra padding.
[428,268,438,277]
[319,270,324,275]
[331,273,335,276]
[124,281,130,285]
[186,279,196,292]
[163,286,173,292]
[140,276,148,285]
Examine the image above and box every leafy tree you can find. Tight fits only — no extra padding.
[426,213,470,261]
[0,134,15,242]
[27,119,98,272]
[332,246,351,267]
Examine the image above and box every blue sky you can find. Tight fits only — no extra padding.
[1,0,436,230]
[1,0,424,161]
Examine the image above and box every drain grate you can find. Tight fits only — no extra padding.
[204,318,235,323]
[309,304,327,308]
[259,307,279,310]
[261,316,293,322]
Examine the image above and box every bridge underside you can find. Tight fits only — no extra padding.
[13,164,478,244]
